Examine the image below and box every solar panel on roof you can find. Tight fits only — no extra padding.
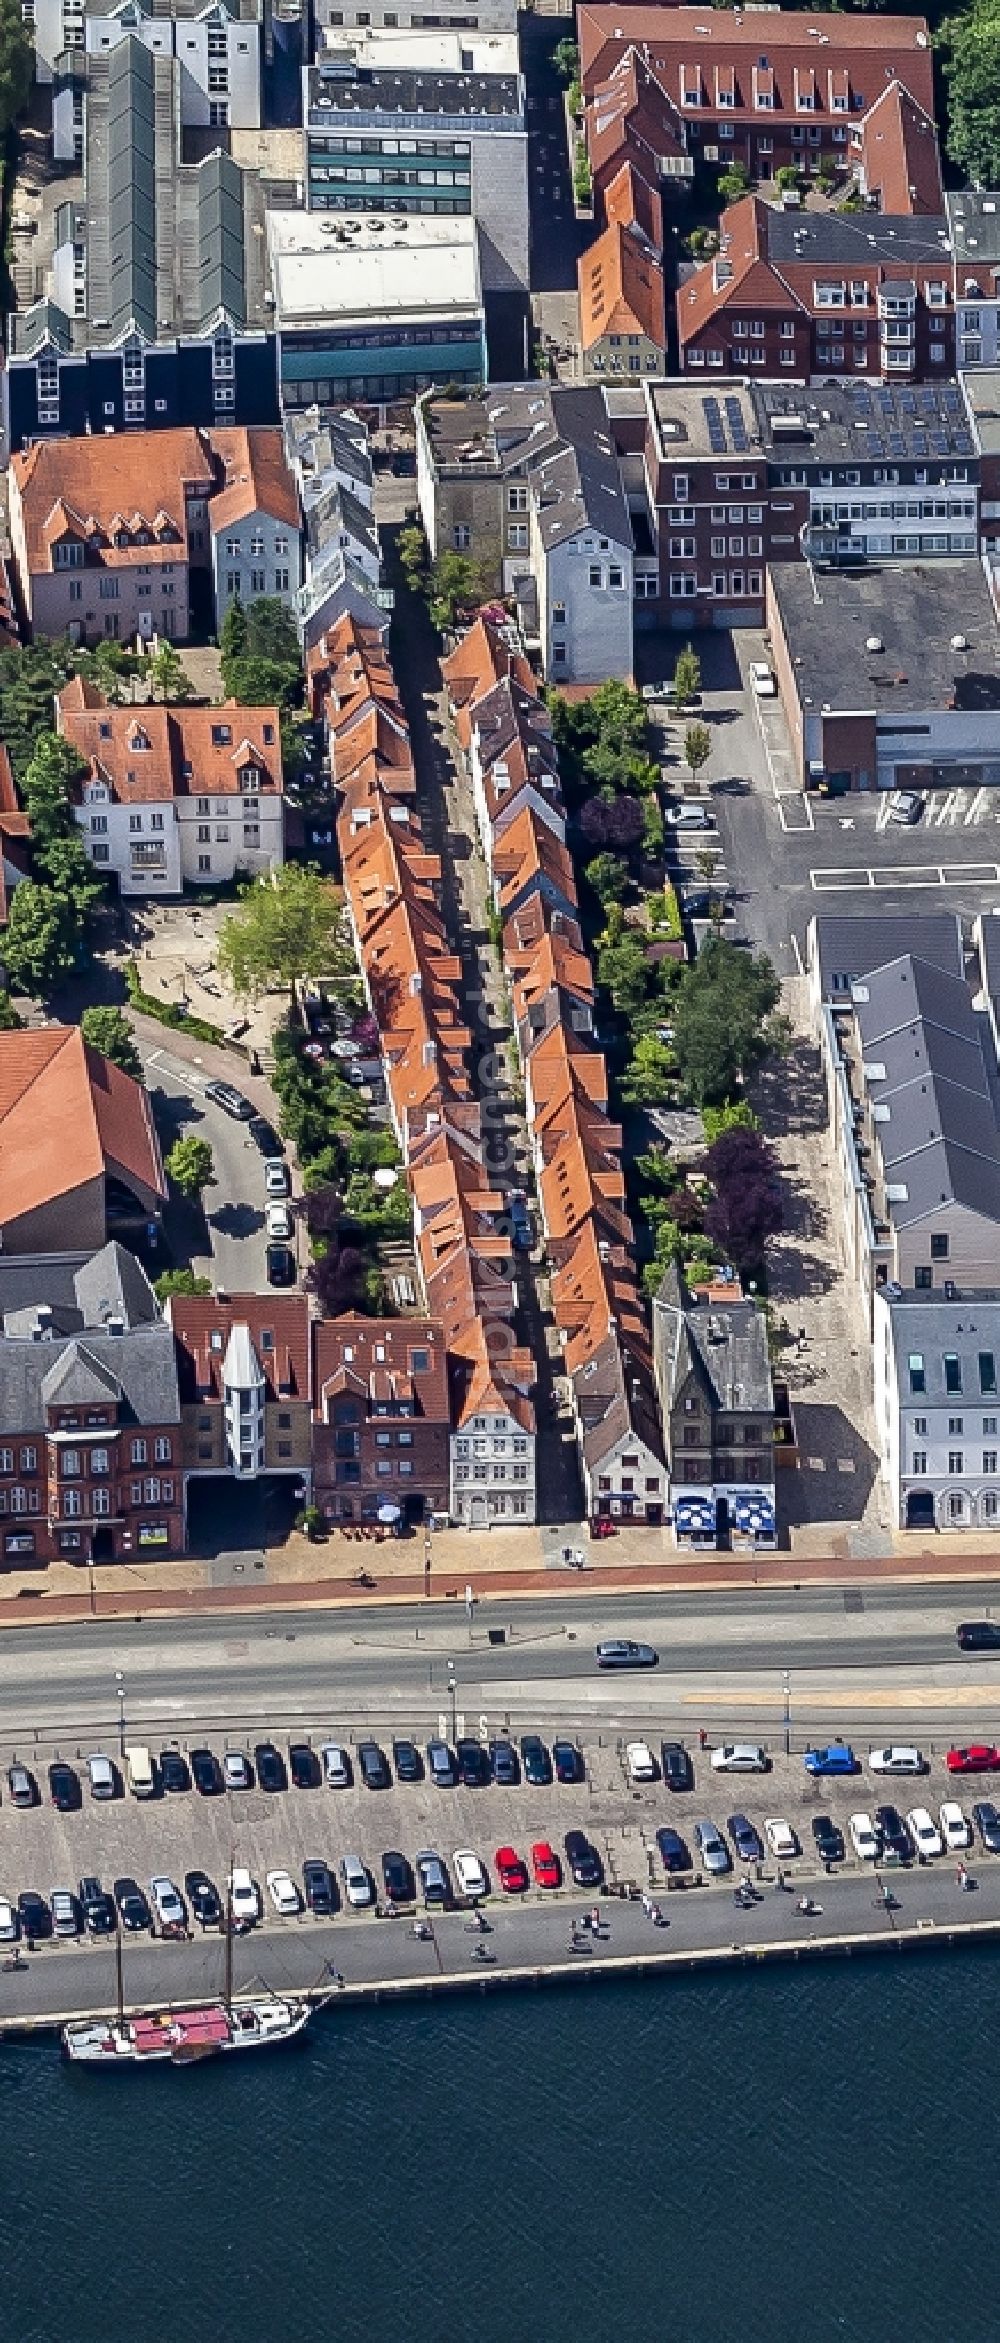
[888,434,906,457]
[941,385,961,409]
[867,432,883,455]
[929,430,948,455]
[954,430,974,453]
[899,391,916,411]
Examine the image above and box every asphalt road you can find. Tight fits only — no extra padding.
[4,1582,1000,1744]
[140,1044,282,1295]
[5,1859,998,2030]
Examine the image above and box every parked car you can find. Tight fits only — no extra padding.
[264,1160,291,1198]
[552,1740,583,1785]
[158,1751,190,1794]
[973,1801,1000,1852]
[0,1898,19,1943]
[749,660,777,698]
[224,1751,252,1792]
[452,1848,489,1901]
[728,1813,763,1865]
[595,1640,658,1669]
[204,1080,253,1121]
[340,1852,373,1909]
[16,1891,51,1942]
[666,801,715,831]
[190,1747,222,1796]
[661,1742,693,1793]
[939,1801,972,1851]
[229,1867,261,1923]
[185,1870,222,1928]
[564,1830,603,1888]
[248,1116,283,1156]
[150,1876,186,1931]
[495,1845,529,1895]
[906,1807,943,1859]
[457,1739,490,1787]
[489,1739,519,1785]
[266,1202,293,1241]
[426,1739,457,1789]
[627,1741,657,1784]
[114,1877,152,1932]
[804,1745,856,1777]
[255,1743,286,1794]
[392,1738,422,1783]
[267,1869,302,1917]
[764,1817,798,1859]
[302,1860,335,1916]
[957,1621,1000,1652]
[50,1889,81,1939]
[531,1841,562,1889]
[656,1827,689,1875]
[358,1740,391,1790]
[49,1761,80,1811]
[415,1851,449,1907]
[710,1744,769,1775]
[520,1735,552,1786]
[886,789,923,826]
[848,1812,879,1861]
[288,1744,319,1790]
[946,1744,1000,1774]
[79,1876,115,1934]
[7,1763,35,1808]
[321,1741,352,1788]
[868,1746,924,1776]
[693,1821,730,1875]
[266,1243,296,1288]
[874,1805,911,1861]
[811,1816,845,1865]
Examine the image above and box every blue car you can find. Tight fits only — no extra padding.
[803,1744,857,1777]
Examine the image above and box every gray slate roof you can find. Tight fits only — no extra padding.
[654,1261,774,1415]
[766,211,949,267]
[884,1288,1000,1405]
[856,952,1000,1225]
[0,1322,180,1431]
[0,1242,159,1339]
[810,913,964,1004]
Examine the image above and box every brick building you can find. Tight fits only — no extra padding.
[312,1316,450,1527]
[168,1294,313,1501]
[0,1027,166,1256]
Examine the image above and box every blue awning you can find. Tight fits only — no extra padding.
[733,1494,775,1537]
[674,1499,715,1535]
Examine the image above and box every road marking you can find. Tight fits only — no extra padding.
[777,796,815,834]
[810,861,1000,894]
[142,1048,210,1092]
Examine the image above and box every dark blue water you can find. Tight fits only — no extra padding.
[4,1952,994,2343]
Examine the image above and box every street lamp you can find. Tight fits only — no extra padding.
[446,1660,457,1747]
[782,1669,791,1759]
[115,1669,125,1759]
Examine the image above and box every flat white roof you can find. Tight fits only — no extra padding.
[267,210,482,329]
[318,24,519,71]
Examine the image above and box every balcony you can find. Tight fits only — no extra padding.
[878,284,916,320]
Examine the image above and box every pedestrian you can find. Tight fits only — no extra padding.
[591,1905,601,1932]
[699,1727,708,1751]
[774,1868,784,1893]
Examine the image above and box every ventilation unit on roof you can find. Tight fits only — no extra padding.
[951,633,969,650]
[866,635,884,652]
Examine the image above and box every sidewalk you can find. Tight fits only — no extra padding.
[3,1516,1000,1632]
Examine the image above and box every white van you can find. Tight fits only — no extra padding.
[125,1745,155,1799]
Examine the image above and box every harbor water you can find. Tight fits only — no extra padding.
[4,1947,993,2343]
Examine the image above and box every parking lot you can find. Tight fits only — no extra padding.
[4,1728,1000,1945]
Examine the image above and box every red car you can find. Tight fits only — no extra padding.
[531,1841,562,1890]
[495,1845,529,1894]
[946,1744,1000,1773]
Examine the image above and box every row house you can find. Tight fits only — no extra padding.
[311,1315,451,1528]
[677,198,957,383]
[9,424,300,646]
[442,614,564,880]
[57,678,284,895]
[653,1263,777,1550]
[0,1242,182,1566]
[321,610,537,1527]
[578,7,938,192]
[586,46,691,207]
[168,1293,312,1495]
[443,615,664,1522]
[579,162,668,384]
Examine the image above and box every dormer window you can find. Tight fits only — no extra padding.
[54,540,83,569]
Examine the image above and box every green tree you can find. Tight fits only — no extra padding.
[702,1098,757,1145]
[672,643,701,709]
[718,162,751,202]
[0,0,33,135]
[35,831,103,919]
[154,1267,212,1302]
[21,733,86,848]
[585,851,630,904]
[552,33,579,81]
[427,550,493,631]
[596,928,652,1020]
[220,597,249,669]
[642,794,664,859]
[0,990,23,1030]
[149,639,193,703]
[621,1031,675,1106]
[684,722,712,785]
[940,0,1000,182]
[397,524,428,594]
[80,1005,142,1080]
[165,1135,215,1197]
[672,937,787,1107]
[221,656,301,711]
[2,880,78,994]
[218,863,343,1000]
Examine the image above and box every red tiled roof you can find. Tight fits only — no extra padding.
[578,3,936,117]
[0,1028,165,1226]
[57,688,283,804]
[169,1293,311,1403]
[207,428,300,534]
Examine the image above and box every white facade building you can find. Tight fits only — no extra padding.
[874,1288,1000,1533]
[450,1400,536,1525]
[37,0,262,122]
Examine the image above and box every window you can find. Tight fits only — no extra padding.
[508,524,528,550]
[61,1450,80,1478]
[154,1437,171,1462]
[62,1489,82,1518]
[908,1355,926,1394]
[949,1453,964,1475]
[945,1355,962,1394]
[588,564,602,586]
[980,1354,997,1395]
[984,1452,999,1475]
[912,1452,927,1475]
[508,485,528,512]
[453,525,470,550]
[930,1233,949,1261]
[90,1448,109,1475]
[948,1418,964,1437]
[914,1266,932,1291]
[131,1439,147,1465]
